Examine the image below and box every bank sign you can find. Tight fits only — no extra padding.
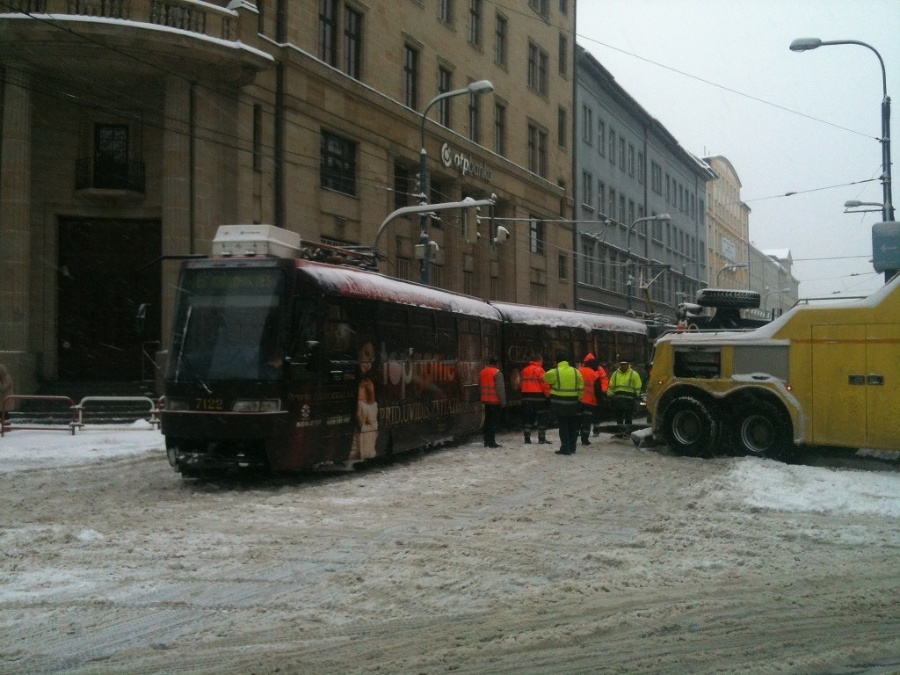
[441,143,492,182]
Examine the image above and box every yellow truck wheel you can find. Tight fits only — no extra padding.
[661,395,721,459]
[730,399,795,462]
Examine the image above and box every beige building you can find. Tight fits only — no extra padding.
[704,156,798,313]
[705,155,750,289]
[0,0,576,395]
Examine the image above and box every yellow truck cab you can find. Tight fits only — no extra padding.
[646,274,900,460]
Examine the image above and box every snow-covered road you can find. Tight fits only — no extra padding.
[1,426,898,673]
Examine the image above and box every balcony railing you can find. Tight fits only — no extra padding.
[2,0,235,40]
[75,158,146,193]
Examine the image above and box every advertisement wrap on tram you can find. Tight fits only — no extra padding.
[160,225,648,477]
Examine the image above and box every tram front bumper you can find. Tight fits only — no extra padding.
[162,410,290,471]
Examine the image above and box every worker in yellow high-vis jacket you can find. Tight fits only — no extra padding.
[543,351,583,455]
[607,360,643,435]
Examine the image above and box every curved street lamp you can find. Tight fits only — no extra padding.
[844,199,885,214]
[625,213,671,313]
[790,37,894,223]
[418,80,494,284]
[715,261,749,287]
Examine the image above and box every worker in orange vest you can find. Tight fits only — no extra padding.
[578,355,601,445]
[592,359,609,437]
[479,357,506,448]
[520,354,551,444]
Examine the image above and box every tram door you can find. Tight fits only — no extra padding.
[57,218,161,381]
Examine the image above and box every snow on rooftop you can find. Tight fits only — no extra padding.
[297,260,502,321]
[491,302,647,334]
[763,249,792,261]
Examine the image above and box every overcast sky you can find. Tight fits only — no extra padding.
[576,0,900,298]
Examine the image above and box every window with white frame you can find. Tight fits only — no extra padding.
[582,170,593,207]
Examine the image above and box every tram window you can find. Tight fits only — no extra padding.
[543,327,569,342]
[597,332,614,365]
[435,313,456,355]
[458,318,478,333]
[325,303,354,359]
[379,303,407,327]
[481,322,500,358]
[616,333,635,362]
[345,299,376,324]
[547,342,567,363]
[458,330,481,361]
[290,298,318,376]
[573,333,590,361]
[409,308,433,332]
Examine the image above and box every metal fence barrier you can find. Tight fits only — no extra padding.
[1,395,78,436]
[1,395,163,436]
[72,396,161,430]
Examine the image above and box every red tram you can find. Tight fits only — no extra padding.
[161,226,648,476]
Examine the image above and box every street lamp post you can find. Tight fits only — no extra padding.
[790,37,894,223]
[418,79,493,284]
[715,262,748,287]
[625,213,670,314]
[844,200,885,213]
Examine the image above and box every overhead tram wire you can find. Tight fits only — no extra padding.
[575,33,877,142]
[739,177,880,204]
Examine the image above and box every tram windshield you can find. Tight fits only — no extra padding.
[167,267,286,382]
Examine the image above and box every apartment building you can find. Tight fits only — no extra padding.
[574,47,713,321]
[745,244,799,319]
[705,155,751,289]
[0,0,576,394]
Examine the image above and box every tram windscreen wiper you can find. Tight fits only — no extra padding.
[173,306,212,393]
[173,306,191,384]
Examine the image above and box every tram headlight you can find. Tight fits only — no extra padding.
[232,399,282,413]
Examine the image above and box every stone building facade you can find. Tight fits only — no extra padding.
[745,245,799,320]
[704,156,798,316]
[0,0,576,394]
[705,155,751,290]
[574,47,713,321]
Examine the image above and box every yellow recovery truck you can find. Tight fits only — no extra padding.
[646,274,900,460]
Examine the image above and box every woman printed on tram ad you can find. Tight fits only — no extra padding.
[350,340,379,460]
